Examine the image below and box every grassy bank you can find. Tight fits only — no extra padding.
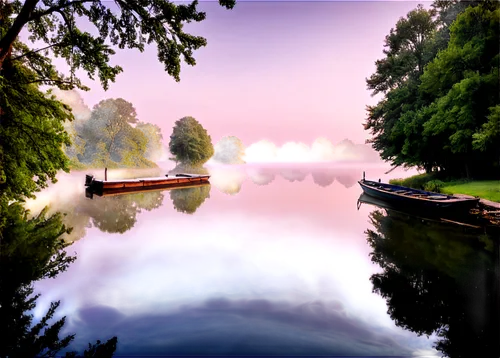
[389,174,500,203]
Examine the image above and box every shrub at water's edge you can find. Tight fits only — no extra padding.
[390,174,500,202]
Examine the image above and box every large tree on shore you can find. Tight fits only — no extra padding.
[364,1,500,177]
[419,3,500,177]
[0,0,235,201]
[365,4,438,171]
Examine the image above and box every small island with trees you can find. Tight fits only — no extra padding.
[61,96,165,170]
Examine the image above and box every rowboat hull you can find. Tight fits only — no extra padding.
[85,173,211,196]
[358,179,479,216]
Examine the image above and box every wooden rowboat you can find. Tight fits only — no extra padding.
[358,174,479,216]
[85,173,210,195]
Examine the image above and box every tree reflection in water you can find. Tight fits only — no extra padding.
[209,168,246,195]
[88,191,166,234]
[0,201,117,357]
[247,167,275,186]
[170,184,211,214]
[55,190,166,241]
[365,208,499,357]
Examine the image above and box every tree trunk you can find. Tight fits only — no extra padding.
[104,133,117,176]
[0,0,40,71]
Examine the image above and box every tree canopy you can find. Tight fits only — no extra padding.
[75,98,159,168]
[169,116,214,166]
[212,136,246,164]
[137,122,166,162]
[0,0,235,202]
[0,73,73,200]
[365,1,500,178]
[0,0,235,86]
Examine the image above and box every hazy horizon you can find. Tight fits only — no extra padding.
[30,1,427,149]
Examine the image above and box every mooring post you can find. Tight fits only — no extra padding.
[363,171,365,181]
[105,167,107,181]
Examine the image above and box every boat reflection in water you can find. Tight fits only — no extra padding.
[359,194,500,357]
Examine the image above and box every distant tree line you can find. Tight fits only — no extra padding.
[64,98,164,170]
[168,117,380,171]
[365,0,499,178]
[173,133,251,167]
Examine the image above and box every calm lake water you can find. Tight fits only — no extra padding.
[26,164,498,357]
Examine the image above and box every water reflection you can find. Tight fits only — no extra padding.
[31,165,439,356]
[365,207,500,357]
[335,174,357,188]
[311,169,335,187]
[247,167,276,186]
[209,167,246,195]
[21,164,455,355]
[0,202,117,357]
[61,190,166,240]
[208,165,360,196]
[170,184,211,214]
[280,168,308,182]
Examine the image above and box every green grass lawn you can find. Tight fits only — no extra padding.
[390,174,500,202]
[441,181,500,203]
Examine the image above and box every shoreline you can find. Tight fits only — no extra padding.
[390,173,500,203]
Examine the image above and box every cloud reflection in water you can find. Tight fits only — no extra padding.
[30,164,434,356]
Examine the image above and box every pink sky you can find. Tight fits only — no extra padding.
[69,0,425,146]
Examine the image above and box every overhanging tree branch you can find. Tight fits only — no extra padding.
[0,0,40,66]
[29,0,94,21]
[11,42,68,62]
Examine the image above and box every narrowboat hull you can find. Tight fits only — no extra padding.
[85,173,211,196]
[86,181,210,198]
[358,179,479,216]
